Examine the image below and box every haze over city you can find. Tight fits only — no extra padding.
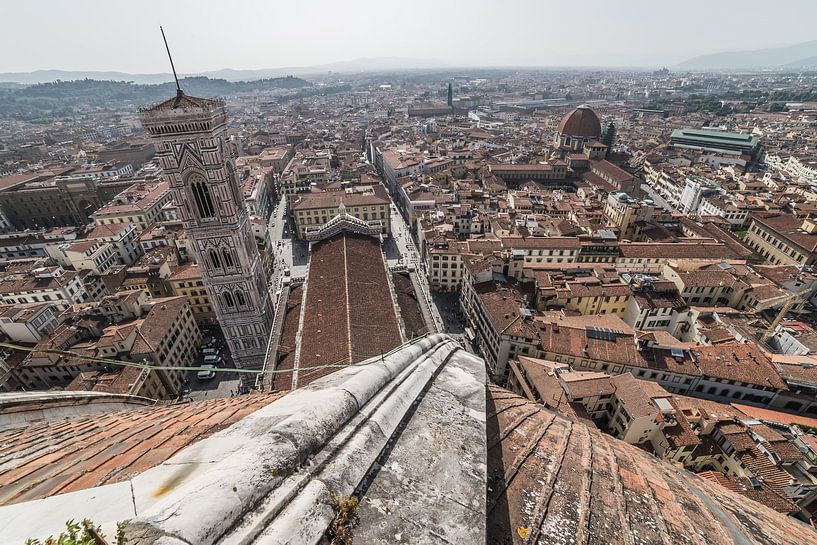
[4,0,817,72]
[5,2,817,545]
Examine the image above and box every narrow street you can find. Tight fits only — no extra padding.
[384,195,446,332]
[265,196,308,296]
[640,182,673,212]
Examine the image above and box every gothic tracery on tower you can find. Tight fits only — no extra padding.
[138,92,273,369]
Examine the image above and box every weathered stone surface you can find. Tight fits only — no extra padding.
[124,334,474,544]
[6,334,817,545]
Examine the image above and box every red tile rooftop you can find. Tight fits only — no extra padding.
[271,284,303,392]
[0,393,282,506]
[697,471,798,514]
[488,162,556,171]
[486,384,816,545]
[732,403,817,429]
[296,233,402,388]
[289,185,389,211]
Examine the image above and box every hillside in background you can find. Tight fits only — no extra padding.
[676,39,817,70]
[0,70,177,85]
[0,57,448,85]
[0,76,313,121]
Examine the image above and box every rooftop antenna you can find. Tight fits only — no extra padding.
[160,25,183,97]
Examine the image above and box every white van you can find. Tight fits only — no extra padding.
[197,365,216,380]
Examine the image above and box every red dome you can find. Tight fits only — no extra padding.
[557,105,601,138]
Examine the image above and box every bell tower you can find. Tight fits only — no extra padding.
[138,94,273,369]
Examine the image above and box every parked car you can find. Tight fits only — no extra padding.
[202,347,220,356]
[197,365,216,380]
[203,355,222,365]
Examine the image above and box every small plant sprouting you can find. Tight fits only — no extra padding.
[325,495,360,545]
[25,518,126,545]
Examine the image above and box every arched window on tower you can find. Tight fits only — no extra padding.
[235,290,246,307]
[210,249,222,270]
[223,292,234,309]
[189,174,215,219]
[223,249,235,269]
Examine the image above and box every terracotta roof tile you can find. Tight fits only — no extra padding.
[0,393,281,506]
[486,384,816,545]
[271,284,303,391]
[296,234,402,387]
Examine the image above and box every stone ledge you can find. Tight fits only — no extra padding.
[2,335,485,545]
[125,334,468,544]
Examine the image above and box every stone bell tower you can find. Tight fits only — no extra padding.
[139,91,272,369]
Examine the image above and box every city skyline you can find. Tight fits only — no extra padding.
[4,0,817,73]
[6,3,817,543]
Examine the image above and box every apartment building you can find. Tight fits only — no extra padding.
[236,156,273,218]
[85,222,142,265]
[616,241,746,273]
[426,240,470,291]
[604,192,655,239]
[745,213,817,266]
[9,295,199,398]
[169,263,214,323]
[290,186,391,239]
[507,355,816,518]
[280,149,331,194]
[622,279,686,332]
[379,150,423,194]
[0,264,92,309]
[460,261,536,380]
[91,181,172,233]
[0,302,61,343]
[558,280,632,316]
[501,236,581,270]
[698,196,750,227]
[62,240,118,275]
[0,228,79,263]
[257,145,294,174]
[536,321,787,407]
[679,175,722,215]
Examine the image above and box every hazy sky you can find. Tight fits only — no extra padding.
[3,0,817,72]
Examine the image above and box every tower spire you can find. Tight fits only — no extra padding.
[160,26,183,97]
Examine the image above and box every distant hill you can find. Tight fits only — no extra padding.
[676,39,817,70]
[0,70,176,85]
[781,56,817,69]
[0,57,448,85]
[0,76,314,121]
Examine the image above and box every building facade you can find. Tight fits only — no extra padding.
[744,213,817,266]
[290,186,391,239]
[91,181,172,233]
[139,92,273,369]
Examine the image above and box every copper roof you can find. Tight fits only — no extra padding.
[0,393,282,506]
